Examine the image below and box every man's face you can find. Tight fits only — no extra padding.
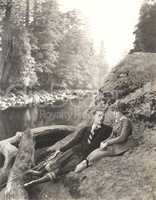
[92,111,104,128]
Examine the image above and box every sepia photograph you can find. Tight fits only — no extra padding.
[0,0,156,199]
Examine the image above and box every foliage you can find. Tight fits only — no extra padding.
[0,0,38,90]
[57,25,93,89]
[132,2,156,52]
[0,0,108,93]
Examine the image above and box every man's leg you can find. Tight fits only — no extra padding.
[24,154,81,188]
[24,168,46,176]
[25,150,63,177]
[24,171,57,188]
[24,149,81,187]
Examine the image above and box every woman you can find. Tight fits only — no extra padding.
[75,101,133,172]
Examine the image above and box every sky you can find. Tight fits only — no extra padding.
[59,0,144,68]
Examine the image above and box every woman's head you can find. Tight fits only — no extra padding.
[111,101,127,114]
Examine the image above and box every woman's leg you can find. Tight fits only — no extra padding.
[87,148,113,163]
[75,148,113,173]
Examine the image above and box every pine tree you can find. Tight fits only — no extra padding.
[0,0,37,91]
[30,0,63,90]
[57,23,96,89]
[96,41,108,87]
[132,1,156,52]
[0,0,13,90]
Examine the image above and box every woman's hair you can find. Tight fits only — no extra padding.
[111,101,127,114]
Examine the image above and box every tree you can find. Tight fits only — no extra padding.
[56,10,98,89]
[30,0,63,90]
[0,0,103,92]
[0,0,37,91]
[132,1,156,52]
[0,0,13,91]
[95,41,108,87]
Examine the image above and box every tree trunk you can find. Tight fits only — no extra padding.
[2,125,75,147]
[5,129,34,200]
[26,0,30,27]
[0,125,75,190]
[0,1,13,91]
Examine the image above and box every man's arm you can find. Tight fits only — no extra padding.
[106,119,131,146]
[60,127,87,152]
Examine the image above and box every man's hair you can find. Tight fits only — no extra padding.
[92,105,109,115]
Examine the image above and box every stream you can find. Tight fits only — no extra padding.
[0,91,94,140]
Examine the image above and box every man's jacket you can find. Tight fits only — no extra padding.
[60,124,112,159]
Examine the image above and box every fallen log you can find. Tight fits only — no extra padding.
[5,129,35,200]
[0,125,75,190]
[32,125,76,149]
[1,125,75,148]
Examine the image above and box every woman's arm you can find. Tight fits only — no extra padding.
[60,127,87,152]
[106,119,131,146]
[105,131,114,141]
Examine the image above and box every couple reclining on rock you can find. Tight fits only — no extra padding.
[24,101,133,188]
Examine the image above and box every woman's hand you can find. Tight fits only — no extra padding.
[100,141,108,150]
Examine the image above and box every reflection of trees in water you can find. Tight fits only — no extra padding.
[0,107,27,140]
[38,95,93,126]
[0,94,93,140]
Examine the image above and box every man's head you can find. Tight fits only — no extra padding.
[91,106,106,131]
[93,110,104,126]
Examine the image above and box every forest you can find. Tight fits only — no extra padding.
[0,0,108,110]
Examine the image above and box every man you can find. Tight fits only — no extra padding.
[24,107,112,187]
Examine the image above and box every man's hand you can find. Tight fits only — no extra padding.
[47,150,62,161]
[100,141,108,150]
[51,150,61,158]
[54,150,61,156]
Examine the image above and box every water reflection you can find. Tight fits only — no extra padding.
[0,95,93,140]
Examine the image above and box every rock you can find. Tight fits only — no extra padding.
[96,53,156,128]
